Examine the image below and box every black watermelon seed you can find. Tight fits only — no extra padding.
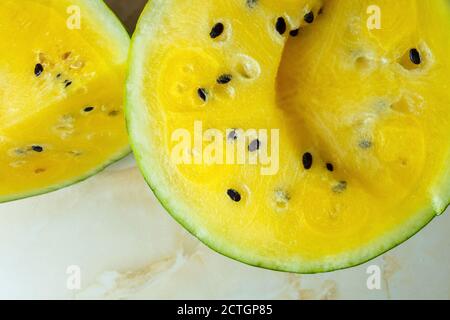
[83,106,94,112]
[326,163,334,172]
[318,7,324,15]
[409,48,421,65]
[56,73,62,79]
[248,139,261,152]
[227,189,242,202]
[276,17,287,35]
[64,80,72,88]
[34,63,44,77]
[304,11,315,23]
[228,129,238,141]
[246,0,258,8]
[210,23,224,38]
[302,152,313,169]
[198,88,208,101]
[217,74,232,84]
[289,29,300,37]
[32,145,44,153]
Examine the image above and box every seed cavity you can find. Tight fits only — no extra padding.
[227,189,242,202]
[234,55,261,80]
[326,163,334,172]
[197,88,208,102]
[108,110,120,117]
[359,140,372,149]
[274,190,290,210]
[302,152,313,169]
[248,139,261,152]
[12,148,27,156]
[304,11,315,24]
[54,124,74,139]
[355,56,373,71]
[10,160,27,168]
[246,0,258,8]
[332,181,347,193]
[69,150,83,157]
[275,17,287,35]
[62,51,72,60]
[409,48,421,65]
[217,74,232,84]
[210,23,224,39]
[34,63,44,77]
[38,52,47,63]
[399,48,423,70]
[70,61,85,70]
[53,114,75,139]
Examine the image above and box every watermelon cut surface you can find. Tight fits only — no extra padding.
[0,0,130,202]
[126,0,450,273]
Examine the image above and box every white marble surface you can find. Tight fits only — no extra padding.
[0,155,448,300]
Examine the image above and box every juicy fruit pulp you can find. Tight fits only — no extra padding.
[127,0,450,272]
[0,0,130,202]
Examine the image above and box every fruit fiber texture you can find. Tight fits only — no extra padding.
[127,0,450,273]
[0,0,130,202]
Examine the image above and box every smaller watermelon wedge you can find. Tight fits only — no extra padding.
[0,0,130,203]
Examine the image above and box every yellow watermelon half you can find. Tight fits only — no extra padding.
[126,0,450,273]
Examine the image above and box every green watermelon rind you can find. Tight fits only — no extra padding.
[0,148,130,204]
[126,0,450,273]
[0,0,131,204]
